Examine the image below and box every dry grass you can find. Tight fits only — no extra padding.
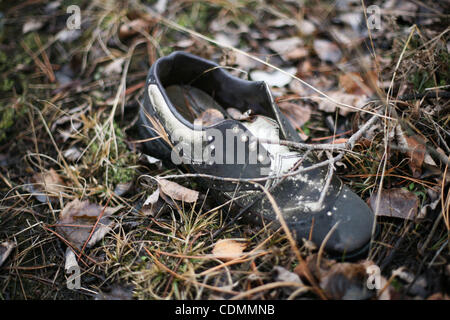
[0,0,449,300]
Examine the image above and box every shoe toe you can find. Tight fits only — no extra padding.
[321,185,374,255]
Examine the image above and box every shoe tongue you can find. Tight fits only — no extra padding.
[241,115,302,175]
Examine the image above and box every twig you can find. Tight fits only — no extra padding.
[317,151,337,210]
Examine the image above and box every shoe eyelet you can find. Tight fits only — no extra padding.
[240,135,248,142]
[232,125,240,134]
[207,135,213,142]
[257,154,265,163]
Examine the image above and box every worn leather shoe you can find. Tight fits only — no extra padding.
[138,51,375,257]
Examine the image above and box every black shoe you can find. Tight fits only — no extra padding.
[138,51,375,257]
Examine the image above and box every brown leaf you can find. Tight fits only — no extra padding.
[404,135,426,178]
[119,18,152,38]
[339,72,374,96]
[211,239,246,261]
[158,179,199,203]
[268,37,304,60]
[296,59,314,78]
[30,168,66,203]
[427,292,450,300]
[56,199,119,249]
[316,91,368,116]
[320,261,379,300]
[294,254,380,300]
[278,102,311,129]
[285,47,309,60]
[194,109,224,126]
[369,188,420,220]
[226,108,254,121]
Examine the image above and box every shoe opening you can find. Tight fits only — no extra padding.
[154,51,275,123]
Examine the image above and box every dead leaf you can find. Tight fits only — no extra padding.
[114,182,132,196]
[23,19,44,34]
[226,108,254,121]
[395,125,426,178]
[298,19,316,36]
[212,239,246,261]
[103,58,125,75]
[427,292,450,300]
[313,39,342,63]
[296,59,314,78]
[268,37,304,60]
[404,135,426,178]
[320,262,374,300]
[250,68,296,87]
[194,109,224,126]
[158,179,199,203]
[369,188,420,220]
[153,0,168,13]
[285,47,309,60]
[119,18,152,38]
[294,254,380,300]
[56,199,120,249]
[176,39,195,48]
[316,91,368,116]
[141,187,160,216]
[30,168,66,203]
[215,32,239,47]
[63,147,82,161]
[273,266,303,285]
[0,241,16,267]
[56,29,81,43]
[278,102,311,129]
[339,72,373,96]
